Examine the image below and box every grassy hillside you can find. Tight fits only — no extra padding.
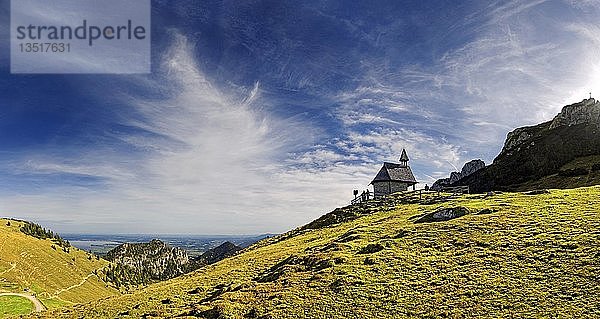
[0,219,119,312]
[0,295,33,317]
[31,187,600,318]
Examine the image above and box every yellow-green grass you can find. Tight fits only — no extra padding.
[32,187,600,318]
[0,295,33,318]
[0,219,119,311]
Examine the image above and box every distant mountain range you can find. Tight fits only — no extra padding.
[64,233,274,257]
[441,98,600,192]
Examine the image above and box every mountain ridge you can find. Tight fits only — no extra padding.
[453,98,600,192]
[194,241,243,265]
[431,159,485,191]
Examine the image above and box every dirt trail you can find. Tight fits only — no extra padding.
[52,265,108,297]
[53,272,96,296]
[0,262,16,275]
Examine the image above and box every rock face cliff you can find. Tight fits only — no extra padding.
[549,98,600,129]
[105,239,192,285]
[455,98,600,192]
[431,159,485,191]
[104,239,243,287]
[499,123,547,158]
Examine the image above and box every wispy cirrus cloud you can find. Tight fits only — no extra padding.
[328,0,600,165]
[0,33,370,234]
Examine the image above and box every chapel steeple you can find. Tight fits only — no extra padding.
[399,149,409,167]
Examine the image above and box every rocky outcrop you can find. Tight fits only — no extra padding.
[449,172,462,184]
[104,239,242,287]
[105,239,192,282]
[430,178,450,191]
[461,159,486,176]
[501,126,537,156]
[415,207,471,223]
[458,98,600,193]
[550,98,600,129]
[431,160,485,191]
[500,98,600,158]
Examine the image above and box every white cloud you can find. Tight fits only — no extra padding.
[485,0,551,25]
[565,0,600,10]
[332,0,600,165]
[344,128,465,181]
[0,33,370,234]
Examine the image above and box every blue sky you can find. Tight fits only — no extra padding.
[1,0,600,234]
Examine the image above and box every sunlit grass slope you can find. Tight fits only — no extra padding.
[34,187,600,318]
[0,219,119,309]
[0,295,33,317]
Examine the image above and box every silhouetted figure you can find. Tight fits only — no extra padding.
[424,184,430,191]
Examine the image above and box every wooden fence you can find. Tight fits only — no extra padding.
[350,185,470,205]
[439,185,470,194]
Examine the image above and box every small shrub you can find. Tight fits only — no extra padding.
[160,298,172,305]
[394,230,410,238]
[477,208,496,215]
[197,307,225,319]
[329,278,347,293]
[358,243,384,254]
[364,257,377,265]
